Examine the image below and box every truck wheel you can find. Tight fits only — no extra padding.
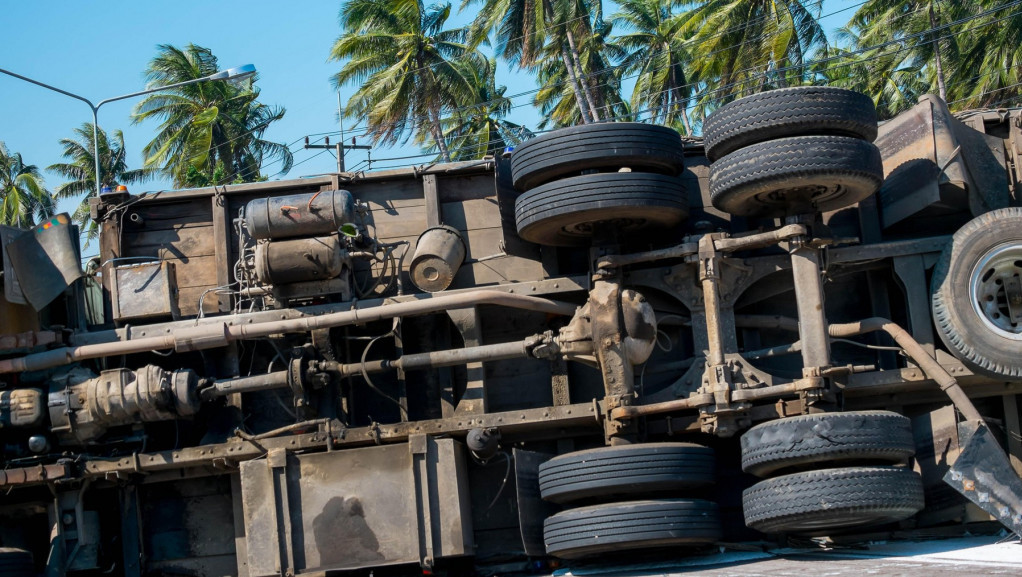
[709,135,883,218]
[538,443,715,504]
[702,86,877,162]
[510,123,685,191]
[0,548,34,577]
[931,207,1022,380]
[740,411,916,478]
[742,466,924,535]
[515,172,688,246]
[544,499,721,559]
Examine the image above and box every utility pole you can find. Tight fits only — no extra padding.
[304,135,370,173]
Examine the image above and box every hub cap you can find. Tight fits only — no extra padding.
[969,242,1022,340]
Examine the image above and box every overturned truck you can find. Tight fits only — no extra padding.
[1,87,1021,576]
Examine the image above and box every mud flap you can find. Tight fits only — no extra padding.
[944,421,1022,536]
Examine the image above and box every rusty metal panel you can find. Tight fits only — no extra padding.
[111,261,179,321]
[3,214,82,310]
[239,438,473,576]
[876,96,975,229]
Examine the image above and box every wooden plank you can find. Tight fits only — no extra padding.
[125,201,212,225]
[164,256,218,289]
[423,174,441,228]
[350,179,423,205]
[212,195,232,312]
[122,226,216,258]
[437,173,500,203]
[369,205,428,239]
[451,258,545,288]
[441,197,502,230]
[177,286,220,317]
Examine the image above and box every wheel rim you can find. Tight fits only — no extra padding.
[969,242,1022,341]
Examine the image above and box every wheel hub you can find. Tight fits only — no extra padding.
[969,242,1022,340]
[754,183,846,212]
[561,217,645,238]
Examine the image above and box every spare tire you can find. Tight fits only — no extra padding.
[931,207,1022,380]
[0,548,34,577]
[544,499,721,559]
[740,411,916,478]
[709,135,883,217]
[510,123,685,191]
[742,466,924,535]
[515,172,688,246]
[702,86,877,162]
[538,443,715,504]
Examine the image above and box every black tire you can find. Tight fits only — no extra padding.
[740,411,916,478]
[0,548,34,577]
[510,123,685,191]
[515,172,688,246]
[742,466,924,535]
[538,443,715,504]
[931,207,1022,380]
[544,499,721,559]
[702,86,877,162]
[709,135,883,217]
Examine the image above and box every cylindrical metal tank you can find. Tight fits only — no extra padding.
[245,190,355,240]
[409,226,466,293]
[254,236,348,285]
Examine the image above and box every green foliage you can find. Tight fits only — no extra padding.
[132,44,293,188]
[47,123,156,244]
[680,1,828,119]
[330,0,483,161]
[613,0,698,132]
[420,58,535,160]
[0,141,53,228]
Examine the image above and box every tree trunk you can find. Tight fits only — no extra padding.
[930,4,948,101]
[680,107,693,136]
[561,44,593,124]
[668,55,693,135]
[565,28,602,121]
[429,107,452,162]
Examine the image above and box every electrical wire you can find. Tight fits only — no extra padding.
[359,331,409,419]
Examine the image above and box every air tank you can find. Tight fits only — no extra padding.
[245,190,355,240]
[253,236,348,285]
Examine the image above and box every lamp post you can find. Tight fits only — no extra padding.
[0,64,257,196]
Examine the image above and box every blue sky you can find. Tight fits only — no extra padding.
[1,1,850,211]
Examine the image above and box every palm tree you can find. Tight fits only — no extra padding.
[848,1,974,104]
[464,0,607,123]
[682,0,828,115]
[48,123,155,243]
[821,39,926,120]
[330,0,481,162]
[948,1,1022,108]
[132,44,292,187]
[0,142,53,228]
[613,0,697,133]
[425,58,535,160]
[533,13,629,127]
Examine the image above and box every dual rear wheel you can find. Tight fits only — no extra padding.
[538,443,720,559]
[740,411,925,535]
[510,123,688,246]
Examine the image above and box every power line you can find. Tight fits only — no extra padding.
[355,6,1022,172]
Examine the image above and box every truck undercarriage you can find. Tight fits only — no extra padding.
[0,89,1021,576]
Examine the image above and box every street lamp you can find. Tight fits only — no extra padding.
[0,64,257,196]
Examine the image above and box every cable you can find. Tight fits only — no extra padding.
[359,331,409,419]
[332,0,876,137]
